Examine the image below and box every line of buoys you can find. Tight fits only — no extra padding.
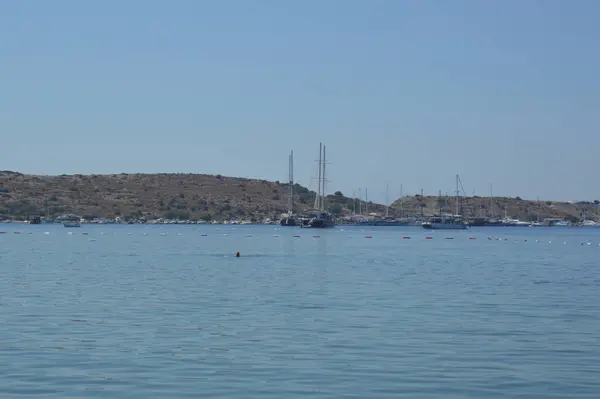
[3,232,600,248]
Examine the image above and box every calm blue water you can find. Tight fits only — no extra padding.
[1,224,599,398]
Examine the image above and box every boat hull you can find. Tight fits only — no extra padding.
[300,210,335,228]
[280,217,297,227]
[355,221,411,227]
[422,222,468,230]
[301,220,335,228]
[63,222,81,228]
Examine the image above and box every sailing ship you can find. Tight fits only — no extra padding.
[355,182,410,226]
[300,143,335,228]
[422,175,468,230]
[280,150,298,226]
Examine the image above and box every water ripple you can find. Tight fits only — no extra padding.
[1,225,600,397]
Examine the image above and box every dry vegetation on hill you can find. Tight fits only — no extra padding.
[390,195,600,222]
[1,171,597,222]
[0,171,370,221]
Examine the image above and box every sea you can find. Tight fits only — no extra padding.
[1,224,599,398]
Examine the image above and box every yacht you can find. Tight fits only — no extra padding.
[280,150,298,227]
[422,176,468,230]
[63,221,81,228]
[300,143,335,228]
[300,210,335,228]
[355,217,410,226]
[422,215,468,230]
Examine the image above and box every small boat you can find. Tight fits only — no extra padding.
[63,221,81,228]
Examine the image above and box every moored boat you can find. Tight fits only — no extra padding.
[300,143,335,228]
[300,210,335,228]
[356,217,410,226]
[280,150,298,227]
[423,175,468,230]
[422,216,468,230]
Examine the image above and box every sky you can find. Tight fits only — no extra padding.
[2,0,599,203]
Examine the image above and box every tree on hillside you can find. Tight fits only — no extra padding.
[329,204,343,216]
[198,212,212,222]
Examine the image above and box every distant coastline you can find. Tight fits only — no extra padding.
[1,171,598,225]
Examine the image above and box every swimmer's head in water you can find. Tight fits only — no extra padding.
[236,252,240,257]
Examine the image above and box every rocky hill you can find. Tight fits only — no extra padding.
[0,171,597,222]
[390,195,600,223]
[0,171,380,222]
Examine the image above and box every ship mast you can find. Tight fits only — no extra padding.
[314,143,322,210]
[385,181,389,218]
[489,183,493,219]
[358,188,362,214]
[288,150,294,215]
[455,174,460,216]
[322,144,327,211]
[400,183,403,219]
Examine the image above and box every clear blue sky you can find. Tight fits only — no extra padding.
[2,1,599,203]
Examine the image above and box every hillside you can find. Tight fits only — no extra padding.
[0,171,381,222]
[390,195,600,223]
[1,171,597,222]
